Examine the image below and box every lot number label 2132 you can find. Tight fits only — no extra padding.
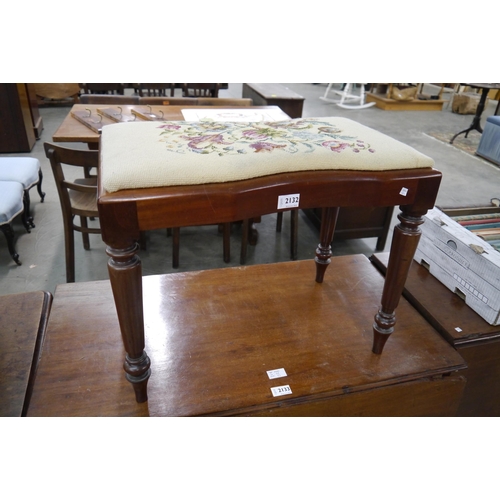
[277,193,300,210]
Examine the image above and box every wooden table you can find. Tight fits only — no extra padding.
[0,291,52,416]
[28,256,466,416]
[52,104,290,147]
[98,122,442,404]
[371,252,500,416]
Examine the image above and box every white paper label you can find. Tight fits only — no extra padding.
[271,385,292,397]
[455,327,463,332]
[277,193,300,209]
[400,187,409,196]
[267,368,287,380]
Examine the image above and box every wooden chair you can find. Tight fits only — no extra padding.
[79,94,139,105]
[182,83,220,98]
[79,83,125,95]
[135,84,175,97]
[44,143,101,283]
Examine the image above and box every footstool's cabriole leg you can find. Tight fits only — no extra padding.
[315,207,340,283]
[106,243,151,403]
[372,208,425,354]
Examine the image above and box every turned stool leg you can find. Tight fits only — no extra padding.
[107,243,151,403]
[373,209,424,354]
[315,207,340,283]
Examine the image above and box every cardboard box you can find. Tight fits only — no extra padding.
[451,92,486,115]
[414,207,500,325]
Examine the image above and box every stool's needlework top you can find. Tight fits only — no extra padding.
[100,117,435,193]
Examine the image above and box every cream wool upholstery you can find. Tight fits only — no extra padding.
[101,117,434,193]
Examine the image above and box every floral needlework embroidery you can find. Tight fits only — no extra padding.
[157,118,376,157]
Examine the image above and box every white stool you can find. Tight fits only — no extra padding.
[0,180,29,265]
[0,157,45,228]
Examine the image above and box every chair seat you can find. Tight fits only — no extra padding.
[0,181,24,224]
[0,158,40,189]
[101,117,434,193]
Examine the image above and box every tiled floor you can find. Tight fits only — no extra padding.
[1,83,499,297]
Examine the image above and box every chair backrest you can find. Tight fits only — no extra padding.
[43,143,99,220]
[136,84,174,97]
[79,94,140,105]
[79,83,125,95]
[182,83,220,98]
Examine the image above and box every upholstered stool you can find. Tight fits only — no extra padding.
[0,180,26,265]
[477,115,500,166]
[98,117,440,403]
[0,157,45,227]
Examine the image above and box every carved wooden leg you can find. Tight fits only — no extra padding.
[106,243,150,403]
[315,207,340,283]
[373,209,424,354]
[1,223,21,265]
[37,169,46,202]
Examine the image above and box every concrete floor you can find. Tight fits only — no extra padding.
[1,83,499,297]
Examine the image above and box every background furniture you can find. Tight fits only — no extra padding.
[0,83,43,152]
[371,252,500,416]
[79,94,140,105]
[366,83,445,111]
[34,83,81,105]
[0,157,45,224]
[134,83,175,97]
[243,83,304,118]
[0,180,26,265]
[182,83,220,97]
[476,115,500,165]
[0,291,52,416]
[44,143,101,283]
[27,257,466,416]
[79,83,125,95]
[450,84,500,144]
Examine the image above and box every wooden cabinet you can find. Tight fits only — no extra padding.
[0,83,43,153]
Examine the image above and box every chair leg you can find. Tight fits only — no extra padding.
[36,169,46,202]
[64,224,76,283]
[172,227,180,268]
[80,217,90,250]
[223,223,231,263]
[276,212,283,232]
[290,209,298,260]
[240,219,249,265]
[0,223,21,265]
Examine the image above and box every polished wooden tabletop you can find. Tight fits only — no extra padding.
[52,104,290,144]
[28,256,465,416]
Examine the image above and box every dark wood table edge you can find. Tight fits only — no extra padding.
[22,291,53,417]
